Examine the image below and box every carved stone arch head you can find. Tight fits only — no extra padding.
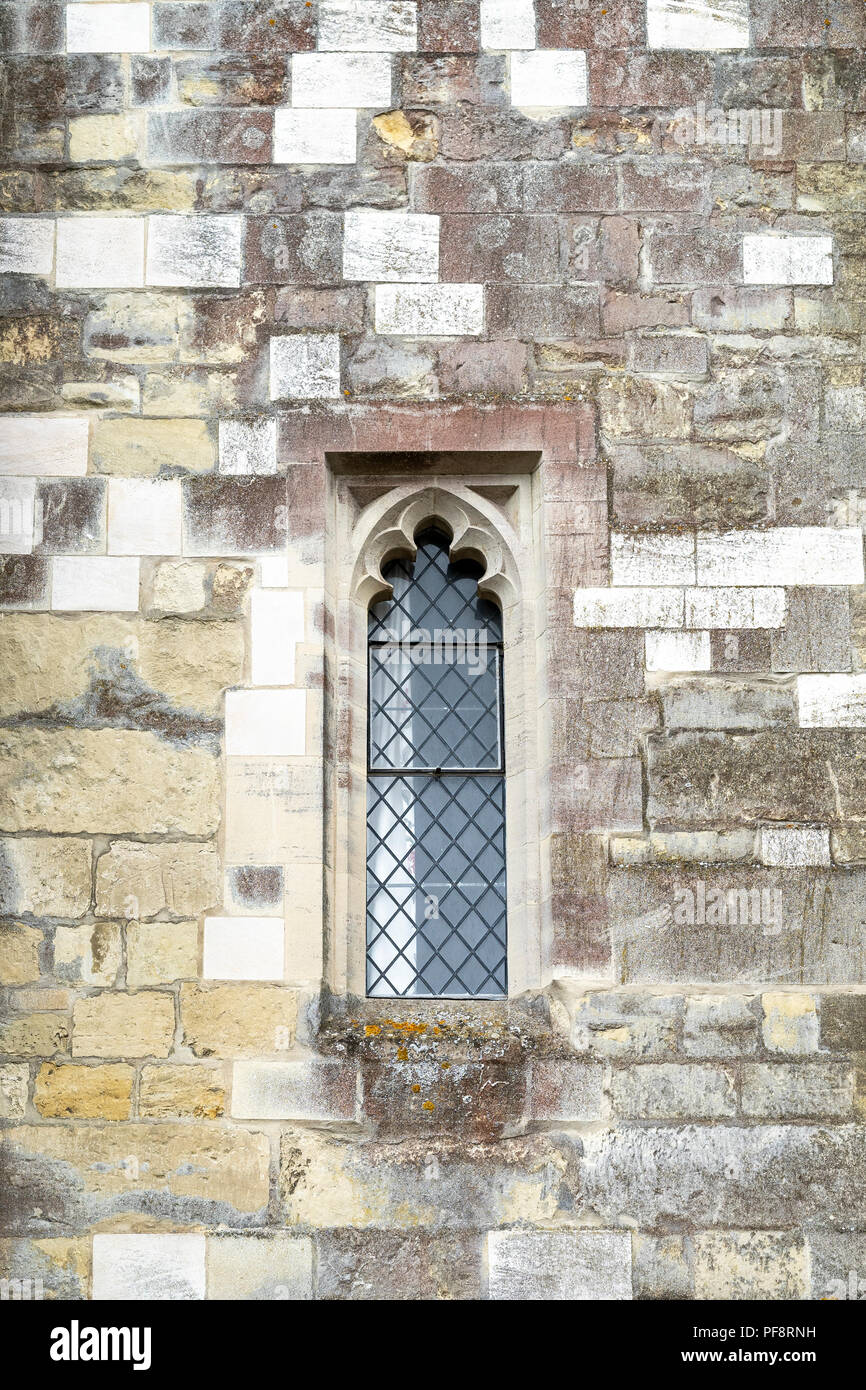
[350,484,522,613]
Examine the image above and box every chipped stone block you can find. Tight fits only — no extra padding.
[0,1064,29,1120]
[251,588,304,685]
[273,108,357,165]
[181,982,298,1057]
[0,478,36,555]
[0,416,88,477]
[72,990,175,1058]
[232,1059,357,1120]
[290,52,393,107]
[207,1235,313,1301]
[218,419,278,476]
[611,532,695,586]
[318,1,417,51]
[480,0,536,50]
[93,1235,206,1302]
[488,1230,632,1301]
[0,836,92,918]
[225,690,306,757]
[66,2,151,55]
[760,825,831,868]
[343,210,438,283]
[203,916,284,981]
[510,50,587,108]
[96,841,220,919]
[374,283,484,335]
[55,216,145,289]
[50,555,140,611]
[107,478,182,556]
[146,215,242,288]
[694,1232,807,1301]
[611,1062,736,1120]
[0,1011,69,1057]
[0,218,54,275]
[34,1062,133,1119]
[743,234,834,286]
[269,333,341,400]
[761,993,819,1054]
[685,586,785,630]
[646,630,711,672]
[573,587,683,629]
[647,0,749,50]
[127,920,199,986]
[696,528,864,587]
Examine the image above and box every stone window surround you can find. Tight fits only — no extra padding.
[325,464,546,1003]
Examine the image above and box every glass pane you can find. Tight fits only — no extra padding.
[366,774,507,999]
[369,528,503,642]
[369,644,502,771]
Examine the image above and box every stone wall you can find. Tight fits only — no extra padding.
[1,0,865,1301]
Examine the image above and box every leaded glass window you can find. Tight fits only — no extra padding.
[366,528,507,998]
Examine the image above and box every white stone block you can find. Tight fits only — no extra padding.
[56,216,145,289]
[488,1230,632,1300]
[696,528,864,587]
[66,2,152,53]
[270,334,341,400]
[510,50,588,108]
[611,533,695,586]
[225,689,306,756]
[290,53,393,108]
[107,478,182,556]
[646,629,711,672]
[146,215,242,288]
[0,479,37,555]
[743,235,834,286]
[52,556,140,611]
[374,283,484,335]
[203,916,285,981]
[318,1,417,51]
[92,1234,206,1301]
[824,386,866,430]
[480,0,536,49]
[0,416,89,477]
[344,210,438,283]
[218,419,278,475]
[273,109,357,165]
[0,219,54,276]
[684,586,786,630]
[798,674,866,729]
[647,0,749,50]
[760,826,831,868]
[259,556,290,588]
[251,589,304,685]
[573,587,684,629]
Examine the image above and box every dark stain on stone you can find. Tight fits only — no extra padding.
[1,645,222,751]
[228,865,283,909]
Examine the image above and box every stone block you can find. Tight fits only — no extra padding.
[510,50,587,107]
[147,110,273,165]
[225,690,306,757]
[696,528,863,587]
[799,674,866,728]
[66,3,151,54]
[527,1059,605,1120]
[207,1234,313,1300]
[203,916,284,981]
[180,982,299,1057]
[611,1062,736,1120]
[0,836,91,918]
[51,556,140,611]
[269,334,341,400]
[146,215,242,288]
[761,993,819,1054]
[743,234,834,287]
[290,52,393,107]
[647,0,748,49]
[683,994,758,1057]
[694,1231,807,1301]
[273,109,357,165]
[645,631,711,673]
[107,478,182,556]
[742,1062,854,1119]
[479,0,536,49]
[72,990,175,1058]
[139,1063,226,1118]
[182,475,288,556]
[374,283,484,335]
[0,218,54,275]
[232,1058,357,1120]
[34,1062,133,1119]
[55,216,145,289]
[344,210,438,283]
[0,416,88,476]
[318,1,417,51]
[127,920,199,987]
[54,923,122,987]
[91,417,215,476]
[573,587,683,629]
[0,920,41,984]
[0,1064,29,1120]
[611,533,695,586]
